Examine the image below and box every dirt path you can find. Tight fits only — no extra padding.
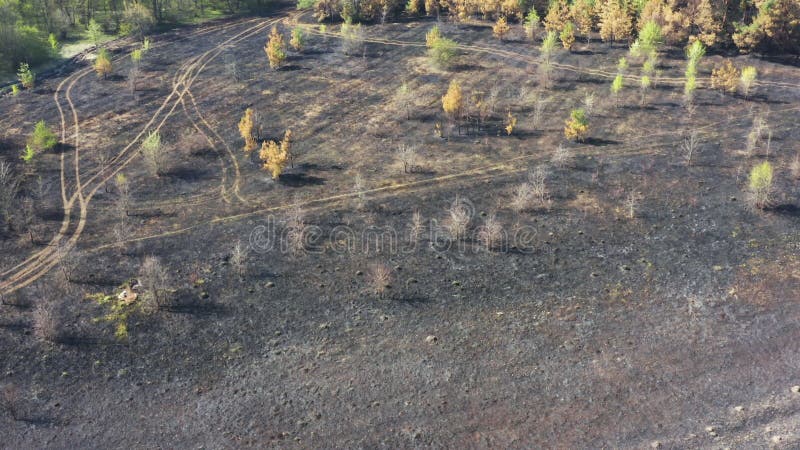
[0,14,290,296]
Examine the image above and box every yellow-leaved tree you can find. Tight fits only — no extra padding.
[238,108,257,153]
[265,26,286,70]
[441,80,463,121]
[599,0,632,44]
[493,16,510,41]
[260,130,292,179]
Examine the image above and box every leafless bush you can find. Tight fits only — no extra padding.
[745,115,768,157]
[582,91,596,117]
[528,165,551,208]
[230,240,248,277]
[32,300,59,343]
[352,174,366,210]
[551,144,572,168]
[285,205,308,255]
[368,262,392,298]
[56,245,78,283]
[477,213,504,251]
[445,196,471,240]
[510,182,535,212]
[396,144,418,173]
[112,220,131,254]
[181,129,210,156]
[487,85,501,117]
[114,174,131,219]
[0,384,21,420]
[531,94,548,131]
[409,209,424,242]
[625,191,640,219]
[140,131,167,177]
[682,131,701,166]
[0,159,21,228]
[139,256,170,313]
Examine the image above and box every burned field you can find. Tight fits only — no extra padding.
[1,9,800,448]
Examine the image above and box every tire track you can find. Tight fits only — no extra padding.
[0,15,288,295]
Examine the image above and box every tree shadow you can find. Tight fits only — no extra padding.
[583,137,620,146]
[279,173,325,187]
[770,204,800,217]
[165,165,213,181]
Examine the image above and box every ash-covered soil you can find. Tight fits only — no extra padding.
[1,9,799,448]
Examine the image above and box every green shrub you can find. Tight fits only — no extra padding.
[17,63,35,89]
[747,161,773,209]
[428,36,457,69]
[29,121,58,152]
[20,145,36,164]
[740,66,757,97]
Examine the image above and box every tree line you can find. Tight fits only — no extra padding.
[302,0,799,55]
[0,0,275,74]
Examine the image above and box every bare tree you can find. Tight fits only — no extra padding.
[531,94,548,131]
[368,262,392,298]
[112,220,131,254]
[625,191,640,219]
[139,256,170,312]
[745,115,768,157]
[582,91,596,117]
[0,159,21,230]
[682,131,701,166]
[230,240,247,277]
[0,384,22,420]
[791,152,800,180]
[352,174,366,210]
[32,300,59,343]
[285,205,307,256]
[55,245,78,283]
[529,165,550,208]
[551,144,572,168]
[409,209,424,242]
[510,182,535,212]
[445,196,471,240]
[477,213,504,251]
[396,144,418,174]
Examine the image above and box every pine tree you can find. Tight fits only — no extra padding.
[259,131,292,179]
[544,0,570,33]
[441,80,463,120]
[560,21,576,50]
[265,26,286,69]
[493,16,511,41]
[564,108,588,142]
[238,108,257,153]
[599,0,632,44]
[94,48,113,79]
[570,0,595,42]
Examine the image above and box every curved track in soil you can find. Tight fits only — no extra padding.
[2,13,797,294]
[0,14,288,295]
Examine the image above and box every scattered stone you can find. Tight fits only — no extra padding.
[730,196,736,201]
[771,435,783,443]
[650,441,661,449]
[266,281,275,288]
[200,291,209,299]
[355,270,363,276]
[590,272,599,278]
[451,280,461,286]
[425,335,437,343]
[734,406,743,412]
[791,385,800,393]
